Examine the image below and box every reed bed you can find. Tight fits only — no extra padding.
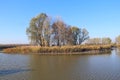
[116,44,120,47]
[3,45,112,54]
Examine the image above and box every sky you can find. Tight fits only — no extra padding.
[0,0,120,44]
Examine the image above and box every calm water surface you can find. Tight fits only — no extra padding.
[0,49,120,80]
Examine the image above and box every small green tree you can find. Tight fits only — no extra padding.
[78,28,89,44]
[70,26,80,45]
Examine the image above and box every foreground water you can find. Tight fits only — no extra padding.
[0,49,120,80]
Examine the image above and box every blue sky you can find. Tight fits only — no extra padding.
[0,0,120,44]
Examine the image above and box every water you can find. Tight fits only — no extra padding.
[0,49,120,80]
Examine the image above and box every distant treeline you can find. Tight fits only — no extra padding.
[85,35,120,45]
[86,37,111,45]
[0,44,30,50]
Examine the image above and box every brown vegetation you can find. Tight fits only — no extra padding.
[3,45,112,54]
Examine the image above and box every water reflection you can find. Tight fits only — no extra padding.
[0,50,120,80]
[29,55,82,80]
[115,48,120,55]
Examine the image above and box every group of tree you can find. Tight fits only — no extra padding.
[26,13,89,46]
[85,37,112,45]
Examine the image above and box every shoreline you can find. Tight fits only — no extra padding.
[2,45,112,55]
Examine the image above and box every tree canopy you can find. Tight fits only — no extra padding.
[26,13,89,46]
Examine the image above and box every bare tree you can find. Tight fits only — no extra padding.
[52,17,66,46]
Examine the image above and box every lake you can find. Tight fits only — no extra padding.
[0,49,120,80]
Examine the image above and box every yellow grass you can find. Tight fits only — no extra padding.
[3,45,112,54]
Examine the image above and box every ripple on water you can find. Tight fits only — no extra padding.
[71,71,120,80]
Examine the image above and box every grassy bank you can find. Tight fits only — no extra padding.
[3,45,112,54]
